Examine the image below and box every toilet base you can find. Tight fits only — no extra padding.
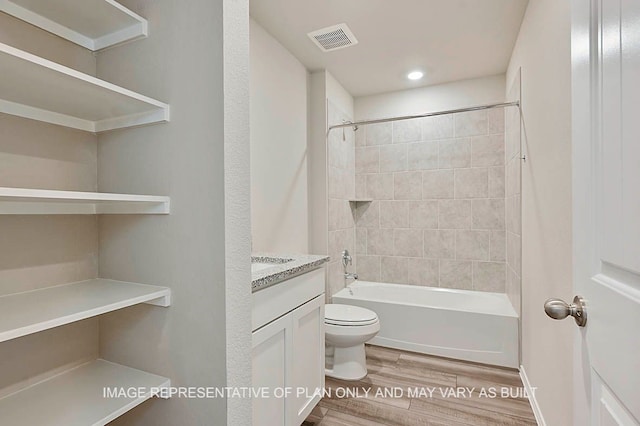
[325,344,368,381]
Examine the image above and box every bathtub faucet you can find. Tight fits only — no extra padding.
[341,250,358,280]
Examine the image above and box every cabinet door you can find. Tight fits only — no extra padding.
[289,294,325,425]
[252,313,292,426]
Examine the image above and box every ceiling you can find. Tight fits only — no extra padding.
[250,0,529,97]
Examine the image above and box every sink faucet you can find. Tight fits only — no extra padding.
[341,250,358,280]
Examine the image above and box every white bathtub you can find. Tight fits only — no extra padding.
[332,281,519,368]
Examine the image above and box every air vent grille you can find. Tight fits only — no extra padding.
[307,24,358,52]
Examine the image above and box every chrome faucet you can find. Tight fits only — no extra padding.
[341,250,358,280]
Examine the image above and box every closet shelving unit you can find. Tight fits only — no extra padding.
[0,2,172,424]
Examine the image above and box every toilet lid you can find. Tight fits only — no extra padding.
[325,304,378,326]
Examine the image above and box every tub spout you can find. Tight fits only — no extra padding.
[344,272,358,280]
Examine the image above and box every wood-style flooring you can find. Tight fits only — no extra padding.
[303,345,537,426]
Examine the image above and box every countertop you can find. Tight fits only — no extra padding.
[251,253,329,292]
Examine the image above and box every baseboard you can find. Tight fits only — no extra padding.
[519,364,546,426]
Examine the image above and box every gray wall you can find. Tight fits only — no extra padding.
[97,0,250,424]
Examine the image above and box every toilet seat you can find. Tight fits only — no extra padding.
[325,304,378,326]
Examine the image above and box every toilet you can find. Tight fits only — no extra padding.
[324,304,380,381]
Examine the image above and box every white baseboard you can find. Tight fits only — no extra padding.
[519,365,546,426]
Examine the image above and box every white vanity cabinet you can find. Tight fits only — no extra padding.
[252,267,325,426]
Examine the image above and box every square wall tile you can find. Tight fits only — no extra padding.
[407,141,438,170]
[356,228,367,254]
[438,199,472,229]
[394,171,422,200]
[380,201,409,228]
[408,258,439,286]
[454,168,488,199]
[394,229,423,257]
[354,201,379,228]
[380,144,408,172]
[438,138,471,169]
[473,262,506,292]
[488,166,505,198]
[366,173,394,199]
[329,167,355,199]
[424,230,455,259]
[367,228,394,256]
[490,230,506,262]
[454,110,488,137]
[381,256,408,284]
[393,119,422,143]
[455,230,490,260]
[423,170,454,199]
[357,255,381,282]
[328,199,354,230]
[471,134,505,167]
[356,147,380,174]
[421,115,454,140]
[328,229,355,264]
[327,261,345,297]
[366,122,392,146]
[439,260,472,290]
[472,198,505,230]
[355,174,367,198]
[488,108,505,134]
[408,200,438,229]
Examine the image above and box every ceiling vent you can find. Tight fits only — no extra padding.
[307,23,358,52]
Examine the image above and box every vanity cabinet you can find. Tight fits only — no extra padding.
[252,267,325,426]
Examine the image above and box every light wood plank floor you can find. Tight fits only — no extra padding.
[303,345,536,426]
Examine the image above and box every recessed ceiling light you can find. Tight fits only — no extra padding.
[407,71,424,81]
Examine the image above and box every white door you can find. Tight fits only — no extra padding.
[290,295,325,425]
[252,313,292,426]
[572,0,640,424]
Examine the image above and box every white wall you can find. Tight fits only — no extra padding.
[355,74,506,120]
[506,0,573,425]
[250,18,309,253]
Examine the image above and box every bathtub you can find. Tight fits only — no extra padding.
[332,281,519,368]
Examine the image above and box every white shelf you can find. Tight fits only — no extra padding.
[0,359,170,426]
[0,42,169,132]
[348,198,374,203]
[0,187,170,214]
[0,0,148,51]
[0,279,171,343]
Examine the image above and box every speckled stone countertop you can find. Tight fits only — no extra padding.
[251,253,330,292]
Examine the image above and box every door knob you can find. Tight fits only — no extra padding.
[544,295,587,327]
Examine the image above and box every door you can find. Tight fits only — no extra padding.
[290,295,325,425]
[572,0,640,424]
[252,313,292,426]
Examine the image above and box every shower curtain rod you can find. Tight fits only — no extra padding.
[328,100,520,132]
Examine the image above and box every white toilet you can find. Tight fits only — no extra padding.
[324,304,380,381]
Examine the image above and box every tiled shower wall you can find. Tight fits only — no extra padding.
[327,100,356,296]
[506,75,522,313]
[354,109,508,292]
